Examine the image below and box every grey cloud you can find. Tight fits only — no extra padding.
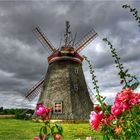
[0,1,140,108]
[0,91,37,109]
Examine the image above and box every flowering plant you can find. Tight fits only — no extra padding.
[90,88,140,140]
[84,37,140,139]
[34,104,63,140]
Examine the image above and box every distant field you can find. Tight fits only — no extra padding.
[0,115,15,119]
[0,119,102,140]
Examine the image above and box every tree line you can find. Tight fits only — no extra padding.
[0,107,34,119]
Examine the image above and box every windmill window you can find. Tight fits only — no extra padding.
[53,101,63,114]
[75,68,78,74]
[74,84,78,91]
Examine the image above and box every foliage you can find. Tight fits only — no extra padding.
[0,107,17,115]
[103,38,140,90]
[83,56,106,112]
[85,55,140,139]
[0,107,34,120]
[34,104,63,140]
[92,89,140,139]
[84,7,140,136]
[0,107,34,115]
[85,40,140,139]
[122,4,140,27]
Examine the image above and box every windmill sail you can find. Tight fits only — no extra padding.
[25,78,44,101]
[74,29,97,53]
[87,85,97,104]
[32,26,57,54]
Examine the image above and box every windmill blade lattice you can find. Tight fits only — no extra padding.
[25,78,44,101]
[32,26,56,54]
[87,85,98,104]
[74,29,98,53]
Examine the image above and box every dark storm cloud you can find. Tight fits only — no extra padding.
[0,91,35,109]
[0,0,140,108]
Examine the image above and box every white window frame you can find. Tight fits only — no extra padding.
[53,101,63,114]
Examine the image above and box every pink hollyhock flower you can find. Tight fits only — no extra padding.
[115,88,131,103]
[108,115,114,121]
[101,118,107,125]
[54,134,61,140]
[130,98,139,105]
[129,93,140,105]
[98,111,104,119]
[86,136,92,140]
[36,104,46,115]
[123,88,132,94]
[89,111,103,130]
[111,105,122,117]
[34,137,41,140]
[95,106,102,113]
[114,101,130,112]
[46,108,52,113]
[122,102,131,111]
[42,134,46,140]
[114,127,122,135]
[101,116,114,126]
[114,101,123,108]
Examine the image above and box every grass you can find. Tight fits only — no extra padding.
[0,119,102,140]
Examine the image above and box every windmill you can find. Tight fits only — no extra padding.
[26,21,98,120]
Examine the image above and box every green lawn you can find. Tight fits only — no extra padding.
[0,119,102,140]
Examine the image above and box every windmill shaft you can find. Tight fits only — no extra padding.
[64,21,71,47]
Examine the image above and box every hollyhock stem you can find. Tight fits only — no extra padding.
[102,38,139,90]
[84,56,106,111]
[122,4,140,27]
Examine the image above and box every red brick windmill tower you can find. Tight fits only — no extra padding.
[26,21,97,120]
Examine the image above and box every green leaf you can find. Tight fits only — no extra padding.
[51,126,55,134]
[45,120,50,125]
[39,132,42,139]
[102,38,107,41]
[102,97,106,101]
[39,126,45,139]
[48,137,54,140]
[48,137,53,140]
[127,74,131,77]
[55,124,63,136]
[125,69,128,74]
[104,135,110,140]
[43,126,47,134]
[128,79,133,83]
[46,134,53,140]
[120,72,125,78]
[130,82,140,90]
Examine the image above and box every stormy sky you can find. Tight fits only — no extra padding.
[0,0,140,109]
